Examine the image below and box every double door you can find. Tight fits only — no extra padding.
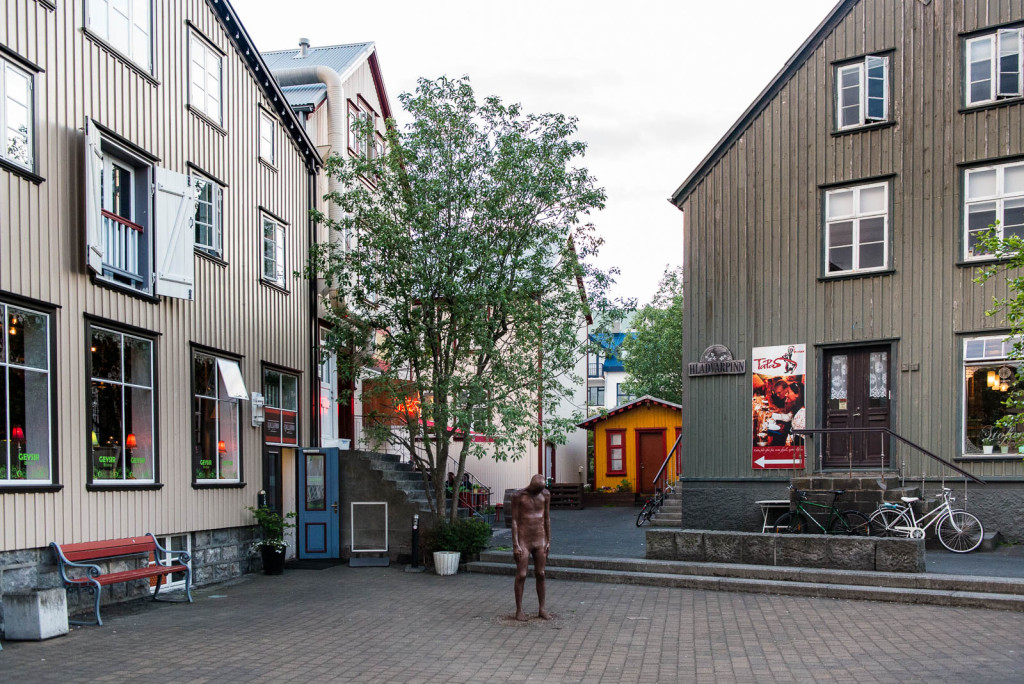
[823,346,891,468]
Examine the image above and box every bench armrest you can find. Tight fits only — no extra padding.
[49,542,102,583]
[146,533,191,566]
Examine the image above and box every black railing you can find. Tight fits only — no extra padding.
[651,432,683,493]
[792,427,985,485]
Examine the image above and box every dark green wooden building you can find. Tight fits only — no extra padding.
[671,0,1024,541]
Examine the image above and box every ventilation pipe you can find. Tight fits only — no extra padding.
[297,37,311,58]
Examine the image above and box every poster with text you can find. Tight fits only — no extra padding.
[752,344,807,469]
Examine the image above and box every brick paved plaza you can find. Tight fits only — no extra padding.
[2,566,1023,683]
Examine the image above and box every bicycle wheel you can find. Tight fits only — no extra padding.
[636,501,654,527]
[773,512,807,534]
[829,510,872,536]
[868,508,911,537]
[936,510,984,553]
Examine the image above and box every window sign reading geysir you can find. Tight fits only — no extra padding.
[264,369,299,446]
[752,344,806,470]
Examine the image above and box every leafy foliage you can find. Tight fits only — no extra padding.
[973,227,1024,435]
[247,505,296,551]
[426,517,493,556]
[618,266,684,402]
[306,76,613,521]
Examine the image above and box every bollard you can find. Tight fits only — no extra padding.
[409,514,421,570]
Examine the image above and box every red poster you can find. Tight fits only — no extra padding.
[752,344,806,470]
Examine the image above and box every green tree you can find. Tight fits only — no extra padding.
[974,227,1024,438]
[307,76,611,521]
[618,266,684,402]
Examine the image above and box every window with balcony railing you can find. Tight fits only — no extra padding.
[588,359,603,377]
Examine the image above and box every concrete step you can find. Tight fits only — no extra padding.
[467,551,1024,611]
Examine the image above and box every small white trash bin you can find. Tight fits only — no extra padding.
[433,551,460,576]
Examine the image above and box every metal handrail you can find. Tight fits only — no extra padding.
[792,427,985,484]
[651,432,683,490]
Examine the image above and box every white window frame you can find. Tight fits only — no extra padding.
[86,0,153,72]
[347,101,374,159]
[1,59,34,170]
[192,351,245,484]
[259,110,275,164]
[963,161,1024,260]
[1,301,53,486]
[835,55,889,130]
[962,335,1022,456]
[189,33,222,124]
[261,215,286,288]
[824,182,889,276]
[88,324,156,485]
[966,28,1023,107]
[192,172,223,258]
[149,533,191,593]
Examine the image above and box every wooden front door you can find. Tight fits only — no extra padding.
[635,429,666,494]
[823,346,891,468]
[298,447,340,559]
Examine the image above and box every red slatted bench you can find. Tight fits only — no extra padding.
[50,534,192,626]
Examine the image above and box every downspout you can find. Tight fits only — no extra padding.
[308,146,320,446]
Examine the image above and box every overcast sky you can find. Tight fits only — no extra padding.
[234,0,837,305]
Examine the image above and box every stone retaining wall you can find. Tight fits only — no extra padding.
[0,525,256,634]
[646,529,925,573]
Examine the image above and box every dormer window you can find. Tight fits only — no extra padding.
[835,55,889,129]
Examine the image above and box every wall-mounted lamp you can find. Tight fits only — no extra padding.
[251,392,265,427]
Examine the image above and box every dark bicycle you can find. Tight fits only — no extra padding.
[774,486,871,536]
[636,486,672,527]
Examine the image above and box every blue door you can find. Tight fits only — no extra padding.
[298,448,340,558]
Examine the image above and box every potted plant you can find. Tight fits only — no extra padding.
[982,436,995,454]
[1001,437,1012,454]
[428,517,492,576]
[247,505,296,575]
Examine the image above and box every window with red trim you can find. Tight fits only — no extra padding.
[606,429,626,475]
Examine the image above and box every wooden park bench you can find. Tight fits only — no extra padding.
[50,534,192,626]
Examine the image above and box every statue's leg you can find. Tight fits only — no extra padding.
[534,548,550,619]
[514,556,529,621]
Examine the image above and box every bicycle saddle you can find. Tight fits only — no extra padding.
[828,489,846,495]
[900,496,919,503]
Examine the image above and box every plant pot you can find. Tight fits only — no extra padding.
[260,546,286,575]
[983,445,994,454]
[433,551,460,576]
[1001,446,1010,454]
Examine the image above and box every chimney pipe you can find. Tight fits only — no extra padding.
[297,38,311,58]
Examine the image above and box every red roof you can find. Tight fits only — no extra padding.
[577,395,682,429]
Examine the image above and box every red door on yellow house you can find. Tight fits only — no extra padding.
[635,429,665,494]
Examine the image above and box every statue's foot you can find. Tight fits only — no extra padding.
[514,611,529,622]
[538,608,551,620]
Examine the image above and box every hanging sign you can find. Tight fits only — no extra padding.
[752,344,807,469]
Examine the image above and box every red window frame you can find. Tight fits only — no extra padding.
[606,429,626,476]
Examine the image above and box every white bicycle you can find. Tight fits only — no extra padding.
[868,487,984,553]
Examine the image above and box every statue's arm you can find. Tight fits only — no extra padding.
[543,492,551,548]
[510,494,521,556]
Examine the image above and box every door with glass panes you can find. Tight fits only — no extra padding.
[823,346,891,468]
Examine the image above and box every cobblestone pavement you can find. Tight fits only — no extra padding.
[3,566,1024,683]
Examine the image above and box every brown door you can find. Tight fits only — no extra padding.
[635,429,666,494]
[823,346,891,468]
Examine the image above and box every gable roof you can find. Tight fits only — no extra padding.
[669,0,856,207]
[577,395,682,430]
[262,42,394,120]
[205,0,321,172]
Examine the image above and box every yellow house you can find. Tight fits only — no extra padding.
[578,396,682,495]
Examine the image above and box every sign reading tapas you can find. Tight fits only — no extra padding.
[689,344,746,376]
[751,344,806,470]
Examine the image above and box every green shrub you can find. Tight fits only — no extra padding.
[615,478,632,493]
[427,517,492,555]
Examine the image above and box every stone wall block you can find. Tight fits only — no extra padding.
[703,532,743,563]
[775,534,828,568]
[874,538,925,573]
[675,530,705,561]
[826,537,874,571]
[739,533,775,566]
[1,567,37,594]
[644,530,676,560]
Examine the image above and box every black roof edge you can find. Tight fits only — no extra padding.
[206,0,323,172]
[668,0,856,208]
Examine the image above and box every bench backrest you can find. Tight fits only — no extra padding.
[57,536,156,562]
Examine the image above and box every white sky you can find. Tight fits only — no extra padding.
[233,0,838,305]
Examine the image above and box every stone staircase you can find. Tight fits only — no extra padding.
[357,451,432,512]
[650,480,684,527]
[466,550,1024,611]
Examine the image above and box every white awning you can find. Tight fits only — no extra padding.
[217,358,249,400]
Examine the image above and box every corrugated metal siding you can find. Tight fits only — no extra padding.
[0,0,314,550]
[678,0,1024,482]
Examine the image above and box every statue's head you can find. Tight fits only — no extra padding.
[527,473,546,493]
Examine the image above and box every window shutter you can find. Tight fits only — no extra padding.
[153,166,198,300]
[84,118,105,273]
[865,55,887,121]
[997,29,1023,97]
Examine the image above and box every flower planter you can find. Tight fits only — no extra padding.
[983,445,995,454]
[260,546,287,575]
[1001,446,1011,454]
[433,551,460,576]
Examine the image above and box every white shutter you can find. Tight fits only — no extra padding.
[84,118,105,273]
[154,166,198,300]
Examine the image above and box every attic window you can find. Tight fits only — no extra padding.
[835,55,889,129]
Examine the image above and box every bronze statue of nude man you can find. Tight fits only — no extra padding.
[510,473,551,621]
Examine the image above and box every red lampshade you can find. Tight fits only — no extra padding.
[125,433,137,449]
[218,440,227,454]
[11,426,24,441]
